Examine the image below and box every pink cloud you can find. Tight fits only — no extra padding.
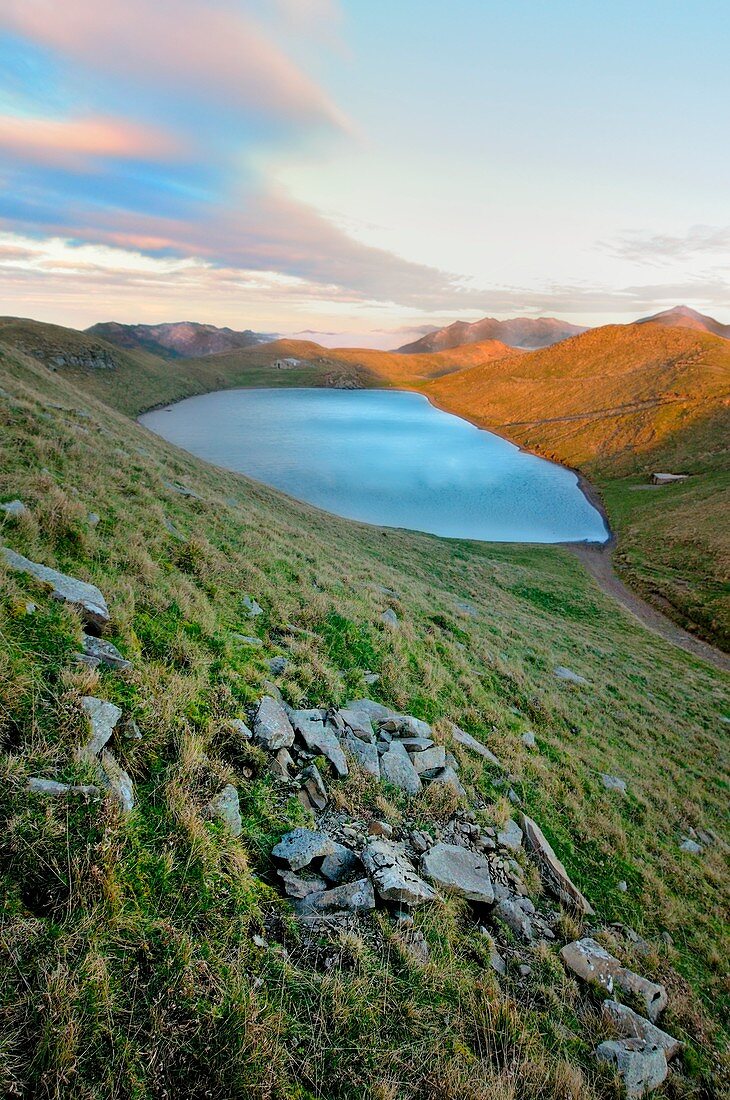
[1,0,348,131]
[0,113,185,170]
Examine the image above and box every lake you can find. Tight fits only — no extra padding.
[140,388,609,544]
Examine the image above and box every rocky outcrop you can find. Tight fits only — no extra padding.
[561,938,667,1021]
[601,1000,681,1060]
[595,1038,668,1097]
[2,547,110,628]
[519,813,594,915]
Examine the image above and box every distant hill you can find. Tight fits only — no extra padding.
[86,320,275,359]
[636,304,730,339]
[397,315,587,353]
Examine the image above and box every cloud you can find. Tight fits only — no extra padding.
[0,113,185,170]
[602,224,730,264]
[0,0,348,131]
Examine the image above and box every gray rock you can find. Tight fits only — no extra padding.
[602,1000,682,1060]
[602,773,628,793]
[362,838,437,906]
[381,714,432,738]
[426,766,466,798]
[679,837,702,854]
[595,1039,668,1097]
[381,608,399,627]
[449,723,502,767]
[494,896,535,941]
[228,718,252,740]
[2,547,110,628]
[519,813,594,915]
[82,633,132,671]
[1,499,28,517]
[489,947,507,975]
[233,634,263,647]
[243,595,263,618]
[411,745,446,773]
[346,698,393,723]
[272,827,335,870]
[380,741,422,795]
[75,653,100,669]
[268,656,289,676]
[338,707,375,741]
[87,512,100,527]
[271,746,295,778]
[363,671,379,685]
[561,938,668,1021]
[290,711,348,778]
[163,480,203,499]
[162,516,185,540]
[497,819,523,851]
[28,777,100,798]
[278,868,327,898]
[344,732,380,778]
[77,697,122,761]
[398,737,436,753]
[97,750,135,815]
[521,731,536,748]
[253,696,295,750]
[421,843,494,904]
[297,877,375,915]
[320,843,362,884]
[554,666,587,685]
[209,784,242,836]
[298,764,328,812]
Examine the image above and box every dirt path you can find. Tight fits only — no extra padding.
[567,542,730,673]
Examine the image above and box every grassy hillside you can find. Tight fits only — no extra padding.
[426,325,730,649]
[0,330,729,1098]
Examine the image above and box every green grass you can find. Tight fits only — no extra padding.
[0,333,728,1097]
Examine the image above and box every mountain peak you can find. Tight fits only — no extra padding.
[636,305,730,339]
[396,315,586,354]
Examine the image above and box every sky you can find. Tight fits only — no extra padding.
[0,0,728,346]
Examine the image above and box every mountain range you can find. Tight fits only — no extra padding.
[86,320,275,359]
[396,316,586,353]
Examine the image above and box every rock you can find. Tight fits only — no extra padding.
[560,939,667,1021]
[344,732,380,778]
[426,766,466,798]
[519,813,594,915]
[497,819,523,851]
[253,696,295,750]
[233,634,263,647]
[268,656,289,676]
[77,697,122,761]
[298,764,328,812]
[554,666,587,685]
[363,671,379,685]
[489,948,507,975]
[87,512,100,527]
[320,844,363,884]
[594,1039,668,1097]
[272,827,335,870]
[227,718,252,740]
[338,708,375,739]
[290,711,348,778]
[521,731,536,748]
[97,750,134,815]
[346,698,392,723]
[518,964,532,977]
[243,595,263,618]
[208,784,242,836]
[398,737,436,753]
[162,516,185,540]
[362,838,438,906]
[28,777,100,798]
[271,746,295,778]
[410,829,432,854]
[381,715,432,738]
[368,820,393,838]
[494,896,536,941]
[297,877,375,916]
[394,928,430,966]
[75,653,100,669]
[381,608,399,627]
[679,837,702,854]
[602,1000,682,1060]
[2,547,110,628]
[421,843,494,904]
[650,472,687,485]
[380,741,422,795]
[278,868,327,898]
[163,480,203,499]
[82,633,132,671]
[1,499,28,517]
[411,746,446,773]
[449,723,502,766]
[618,880,628,892]
[602,773,627,793]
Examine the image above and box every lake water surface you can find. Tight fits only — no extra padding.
[140,388,609,544]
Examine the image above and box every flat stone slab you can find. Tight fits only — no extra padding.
[561,938,668,1021]
[337,708,375,740]
[602,1000,682,1060]
[272,828,335,871]
[97,750,135,815]
[380,741,422,795]
[28,777,100,798]
[347,698,393,723]
[411,745,446,773]
[554,666,587,685]
[209,784,242,836]
[2,547,110,627]
[449,723,502,767]
[519,813,594,915]
[297,877,375,916]
[82,633,132,671]
[595,1038,668,1097]
[362,838,437,906]
[78,697,122,760]
[344,732,380,778]
[497,819,523,851]
[253,696,295,750]
[421,843,494,904]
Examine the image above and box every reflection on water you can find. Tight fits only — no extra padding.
[140,388,609,544]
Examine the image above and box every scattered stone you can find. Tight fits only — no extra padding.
[163,480,203,499]
[347,698,393,723]
[449,723,502,766]
[554,666,587,685]
[602,1000,682,1061]
[380,741,422,795]
[227,718,252,741]
[272,828,335,870]
[0,499,28,517]
[368,820,393,838]
[489,947,507,975]
[362,838,438,906]
[82,633,132,671]
[410,829,432,854]
[518,964,532,977]
[338,708,375,741]
[381,714,432,738]
[602,773,627,793]
[560,938,667,1021]
[2,547,110,628]
[426,765,466,798]
[398,737,436,753]
[163,516,185,540]
[394,928,430,966]
[595,1039,668,1097]
[243,595,263,618]
[253,696,295,750]
[298,764,328,812]
[233,634,263,647]
[497,819,523,851]
[271,746,295,778]
[87,512,100,527]
[268,656,289,676]
[278,868,327,898]
[679,837,702,854]
[344,732,380,778]
[97,750,135,815]
[651,472,687,485]
[519,813,594,915]
[77,697,122,761]
[24,602,37,614]
[521,731,536,748]
[618,880,628,893]
[421,843,494,904]
[411,745,446,773]
[363,671,379,685]
[28,777,100,798]
[381,608,399,627]
[208,784,242,836]
[494,897,536,941]
[290,710,348,778]
[320,844,363,884]
[297,878,375,916]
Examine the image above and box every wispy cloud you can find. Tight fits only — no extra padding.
[0,113,185,170]
[602,224,730,264]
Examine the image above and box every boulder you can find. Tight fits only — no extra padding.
[381,608,399,628]
[380,741,422,795]
[337,707,375,741]
[1,499,28,517]
[679,837,702,854]
[521,731,536,748]
[253,696,295,750]
[77,697,122,761]
[595,1039,668,1097]
[278,868,327,898]
[411,745,446,773]
[344,732,380,778]
[298,764,328,812]
[362,838,438,906]
[243,595,263,618]
[449,723,502,767]
[398,737,436,753]
[82,633,132,671]
[602,773,627,793]
[228,718,252,740]
[601,1000,682,1060]
[494,896,535,941]
[420,843,494,904]
[272,827,334,870]
[554,666,587,685]
[497,819,523,851]
[290,710,348,778]
[381,715,432,738]
[2,547,110,628]
[519,813,594,915]
[320,843,362,884]
[560,938,667,1021]
[268,656,289,676]
[346,698,393,723]
[297,877,375,916]
[426,766,466,798]
[97,750,135,815]
[28,777,100,798]
[208,784,242,837]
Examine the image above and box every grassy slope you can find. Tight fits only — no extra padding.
[0,336,729,1098]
